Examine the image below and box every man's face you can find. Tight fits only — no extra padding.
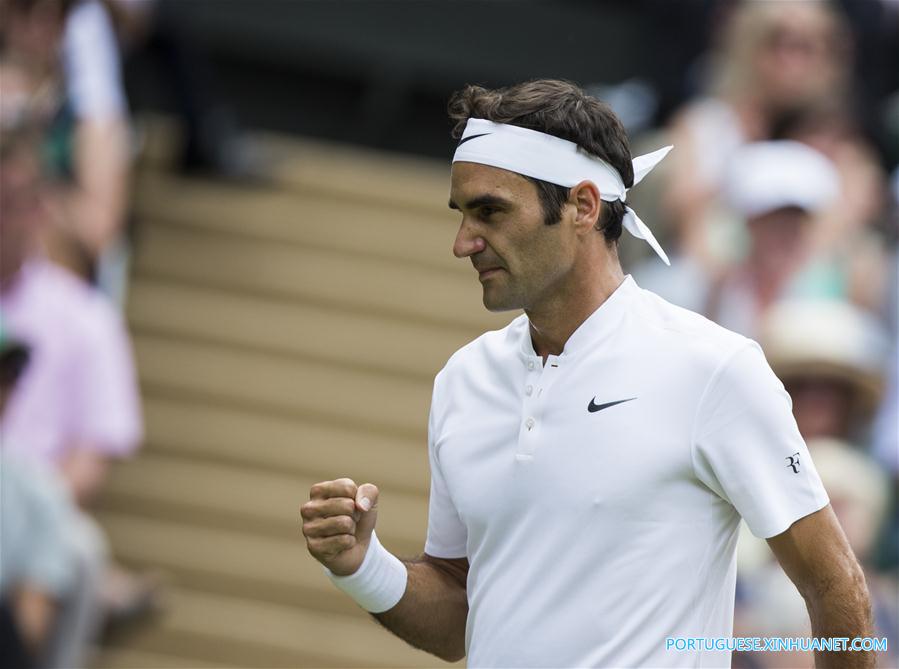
[0,143,45,274]
[752,4,845,113]
[787,375,853,440]
[449,162,576,312]
[2,0,67,69]
[747,207,811,272]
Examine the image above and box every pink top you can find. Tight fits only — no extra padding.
[0,259,142,464]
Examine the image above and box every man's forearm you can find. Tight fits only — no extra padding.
[768,507,879,669]
[301,481,467,661]
[14,587,57,654]
[73,118,130,257]
[60,446,109,507]
[805,562,875,669]
[372,557,468,663]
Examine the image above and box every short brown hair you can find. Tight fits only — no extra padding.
[448,80,633,243]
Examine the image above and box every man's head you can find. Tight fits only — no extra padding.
[723,139,839,272]
[713,0,851,116]
[1,0,76,71]
[447,80,634,312]
[449,80,634,240]
[760,299,888,440]
[0,95,47,285]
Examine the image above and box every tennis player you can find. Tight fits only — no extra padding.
[301,80,874,668]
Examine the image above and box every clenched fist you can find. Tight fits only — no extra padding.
[300,477,379,576]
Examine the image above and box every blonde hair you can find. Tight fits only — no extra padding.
[709,0,851,103]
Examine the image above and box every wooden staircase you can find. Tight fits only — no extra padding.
[94,126,512,667]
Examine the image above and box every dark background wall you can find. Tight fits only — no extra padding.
[126,0,717,159]
[125,0,898,165]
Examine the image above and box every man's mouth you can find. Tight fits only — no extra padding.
[477,267,503,280]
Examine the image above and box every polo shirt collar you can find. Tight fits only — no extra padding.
[519,275,637,363]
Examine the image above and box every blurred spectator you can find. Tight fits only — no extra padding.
[872,350,898,477]
[663,0,853,272]
[759,299,890,444]
[774,103,893,313]
[0,324,79,669]
[104,0,265,178]
[742,299,896,665]
[636,1,895,335]
[2,0,132,299]
[735,438,896,669]
[636,139,842,336]
[0,70,144,668]
[871,177,898,574]
[704,140,840,338]
[871,349,899,575]
[0,65,142,498]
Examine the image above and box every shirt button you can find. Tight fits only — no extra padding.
[525,417,535,430]
[527,360,535,370]
[525,385,533,396]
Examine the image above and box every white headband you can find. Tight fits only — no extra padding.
[452,118,672,265]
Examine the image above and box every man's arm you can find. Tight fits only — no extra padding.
[13,587,59,656]
[69,117,130,259]
[301,479,468,663]
[372,554,468,662]
[59,446,110,507]
[767,505,875,669]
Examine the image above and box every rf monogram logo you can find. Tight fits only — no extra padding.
[786,452,801,474]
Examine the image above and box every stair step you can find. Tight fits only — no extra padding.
[94,646,240,669]
[132,222,510,331]
[127,277,475,382]
[133,333,433,438]
[140,394,429,496]
[97,585,455,667]
[101,453,428,550]
[132,170,462,273]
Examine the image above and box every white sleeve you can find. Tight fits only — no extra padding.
[692,341,829,538]
[62,0,127,120]
[423,376,468,558]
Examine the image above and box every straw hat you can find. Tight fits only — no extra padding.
[759,299,889,417]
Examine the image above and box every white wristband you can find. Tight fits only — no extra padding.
[324,530,408,613]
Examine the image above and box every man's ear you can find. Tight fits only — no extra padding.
[569,180,601,234]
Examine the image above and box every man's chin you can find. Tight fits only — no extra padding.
[481,290,520,313]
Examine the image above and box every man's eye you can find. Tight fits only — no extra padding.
[479,207,498,219]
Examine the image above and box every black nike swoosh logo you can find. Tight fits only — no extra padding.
[587,397,636,413]
[457,133,490,146]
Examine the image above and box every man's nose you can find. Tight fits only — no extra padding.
[453,220,486,258]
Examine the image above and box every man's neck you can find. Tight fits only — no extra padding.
[526,261,625,362]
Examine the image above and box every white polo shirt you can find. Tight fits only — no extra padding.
[424,275,828,668]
